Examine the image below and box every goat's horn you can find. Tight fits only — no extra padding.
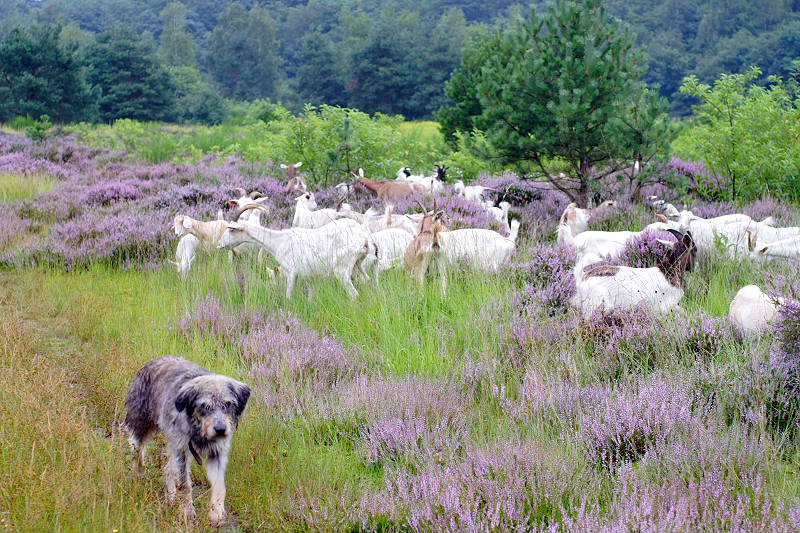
[233,187,247,198]
[415,200,428,214]
[232,203,267,222]
[249,191,265,199]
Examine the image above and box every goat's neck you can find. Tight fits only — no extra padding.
[242,223,291,253]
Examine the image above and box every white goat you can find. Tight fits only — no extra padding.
[218,214,370,299]
[753,234,800,258]
[558,201,617,235]
[729,285,781,338]
[571,232,696,317]
[396,166,445,194]
[360,227,414,280]
[338,204,419,234]
[169,234,200,280]
[173,214,229,253]
[453,180,494,203]
[556,221,671,259]
[487,201,512,233]
[406,212,520,294]
[293,192,344,229]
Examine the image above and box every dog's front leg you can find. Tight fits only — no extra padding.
[169,442,196,521]
[205,451,228,526]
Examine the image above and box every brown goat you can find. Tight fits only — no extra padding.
[354,168,427,204]
[404,209,445,283]
[281,162,307,193]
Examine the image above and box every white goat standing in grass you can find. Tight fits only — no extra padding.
[218,207,370,299]
[337,203,420,234]
[396,165,447,194]
[571,230,697,317]
[169,234,200,280]
[729,285,782,338]
[453,180,494,203]
[558,201,617,236]
[405,208,520,294]
[360,227,414,281]
[487,201,512,233]
[292,192,344,229]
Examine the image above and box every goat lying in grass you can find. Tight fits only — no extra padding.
[752,234,800,259]
[729,285,782,338]
[557,220,671,259]
[405,208,520,294]
[218,206,371,299]
[571,230,697,317]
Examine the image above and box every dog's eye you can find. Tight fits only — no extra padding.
[196,404,209,416]
[223,401,234,411]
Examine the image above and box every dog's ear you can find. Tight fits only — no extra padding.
[175,386,198,416]
[228,381,251,419]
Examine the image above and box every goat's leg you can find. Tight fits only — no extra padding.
[341,264,359,300]
[285,271,297,299]
[438,258,448,296]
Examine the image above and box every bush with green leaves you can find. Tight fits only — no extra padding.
[675,66,800,202]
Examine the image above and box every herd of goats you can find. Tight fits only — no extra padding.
[171,163,800,338]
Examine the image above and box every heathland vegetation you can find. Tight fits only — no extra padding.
[1,0,800,532]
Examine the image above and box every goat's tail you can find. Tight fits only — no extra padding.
[556,223,575,247]
[508,219,520,243]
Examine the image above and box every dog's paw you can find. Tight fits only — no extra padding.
[182,505,197,522]
[209,507,226,527]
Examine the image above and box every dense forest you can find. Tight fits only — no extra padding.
[2,0,800,119]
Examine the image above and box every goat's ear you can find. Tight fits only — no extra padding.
[182,218,193,229]
[280,164,288,169]
[657,239,676,249]
[746,230,756,251]
[294,162,302,168]
[758,246,768,254]
[255,197,268,204]
[358,168,364,178]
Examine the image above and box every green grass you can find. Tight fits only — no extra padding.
[1,233,799,531]
[0,172,57,202]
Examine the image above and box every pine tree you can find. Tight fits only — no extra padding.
[0,24,91,122]
[471,0,658,206]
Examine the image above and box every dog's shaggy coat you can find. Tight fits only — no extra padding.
[124,356,250,525]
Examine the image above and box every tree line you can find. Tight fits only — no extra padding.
[2,0,800,119]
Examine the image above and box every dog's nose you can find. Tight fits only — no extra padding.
[214,424,227,436]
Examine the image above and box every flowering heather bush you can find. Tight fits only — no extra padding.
[618,228,676,268]
[0,210,34,250]
[667,157,730,201]
[364,439,586,533]
[682,312,732,360]
[512,242,576,314]
[766,297,800,435]
[562,468,799,533]
[327,376,470,465]
[579,376,695,468]
[79,180,142,205]
[176,292,242,338]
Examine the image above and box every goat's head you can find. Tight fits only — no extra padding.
[434,165,448,181]
[396,167,412,179]
[218,221,249,249]
[657,230,697,286]
[294,191,318,210]
[173,214,192,236]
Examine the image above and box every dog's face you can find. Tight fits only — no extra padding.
[175,375,251,440]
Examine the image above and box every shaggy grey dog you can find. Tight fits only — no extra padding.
[124,356,251,525]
